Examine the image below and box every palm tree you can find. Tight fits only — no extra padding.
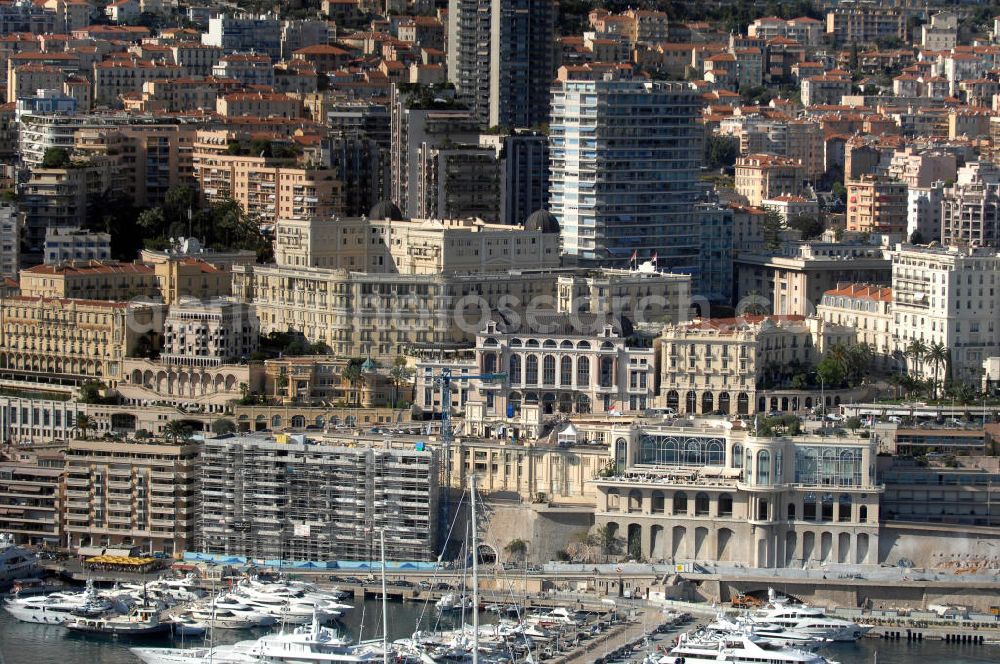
[906,339,928,380]
[164,420,191,443]
[341,362,362,407]
[75,414,94,439]
[926,342,949,400]
[388,356,412,408]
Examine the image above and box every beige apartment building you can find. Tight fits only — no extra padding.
[817,283,895,370]
[152,257,231,304]
[593,424,881,567]
[19,261,159,301]
[657,315,855,416]
[891,244,1000,383]
[262,355,395,407]
[0,296,160,385]
[62,438,199,555]
[825,7,906,45]
[274,214,561,273]
[800,74,852,107]
[847,175,907,235]
[93,58,183,105]
[193,131,342,225]
[19,258,230,305]
[216,91,303,118]
[735,154,805,207]
[0,461,62,546]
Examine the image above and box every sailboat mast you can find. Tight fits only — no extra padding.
[471,474,479,664]
[380,528,389,664]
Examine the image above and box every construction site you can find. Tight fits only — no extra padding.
[196,432,439,562]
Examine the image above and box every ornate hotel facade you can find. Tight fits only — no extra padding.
[592,424,881,568]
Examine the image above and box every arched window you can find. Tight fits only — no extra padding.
[859,505,868,523]
[525,355,538,384]
[695,492,710,516]
[599,356,614,387]
[719,493,733,517]
[576,357,590,385]
[560,356,572,386]
[732,443,743,468]
[607,489,620,511]
[787,503,796,520]
[756,450,771,485]
[614,438,628,471]
[651,491,665,513]
[542,355,556,385]
[672,492,688,514]
[483,353,496,374]
[508,355,521,384]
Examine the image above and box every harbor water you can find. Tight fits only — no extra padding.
[0,599,997,664]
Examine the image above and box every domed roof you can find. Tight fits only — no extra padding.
[369,200,404,221]
[524,209,559,233]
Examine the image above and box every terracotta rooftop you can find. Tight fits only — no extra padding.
[823,283,892,303]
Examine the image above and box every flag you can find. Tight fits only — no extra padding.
[652,252,658,264]
[630,249,637,264]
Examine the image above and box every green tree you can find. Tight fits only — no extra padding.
[211,418,236,435]
[787,214,825,240]
[704,134,740,170]
[41,147,70,168]
[504,538,528,562]
[593,524,620,558]
[831,181,847,203]
[164,420,192,443]
[760,211,784,251]
[845,416,862,433]
[79,381,103,404]
[74,413,94,439]
[816,355,846,389]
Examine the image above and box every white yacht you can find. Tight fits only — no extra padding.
[185,607,263,630]
[131,615,385,664]
[4,579,116,624]
[435,593,474,612]
[750,590,869,642]
[0,534,39,584]
[233,579,349,621]
[663,631,836,664]
[207,593,278,626]
[704,615,827,649]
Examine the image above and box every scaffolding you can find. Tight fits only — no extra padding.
[196,434,439,563]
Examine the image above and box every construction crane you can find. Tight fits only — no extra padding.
[433,367,505,549]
